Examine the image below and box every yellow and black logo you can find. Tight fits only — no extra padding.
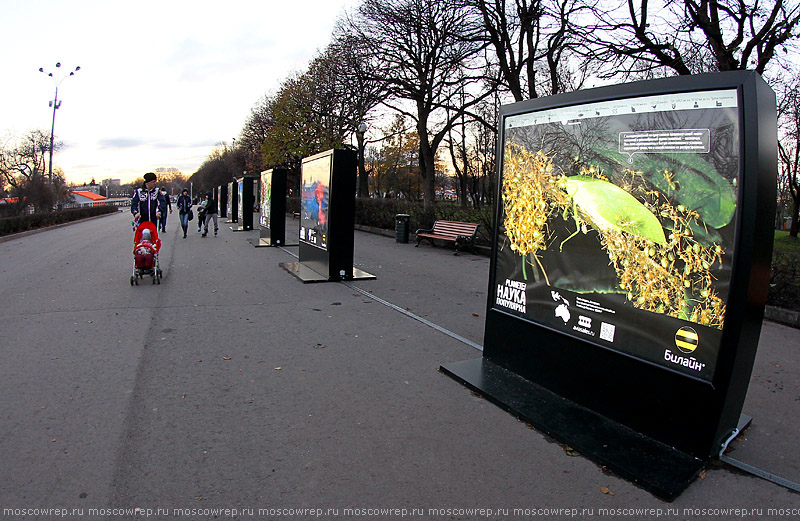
[675,326,699,353]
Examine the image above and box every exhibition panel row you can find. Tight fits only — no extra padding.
[229,71,777,499]
[237,148,375,283]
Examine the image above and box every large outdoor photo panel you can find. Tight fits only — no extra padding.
[254,168,289,247]
[284,148,373,283]
[237,179,244,224]
[495,88,740,382]
[443,71,777,498]
[227,181,237,223]
[300,153,332,250]
[260,170,272,230]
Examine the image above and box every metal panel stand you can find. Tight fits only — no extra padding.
[439,357,708,501]
[249,237,298,248]
[279,262,376,284]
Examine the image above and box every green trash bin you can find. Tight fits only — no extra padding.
[395,214,410,243]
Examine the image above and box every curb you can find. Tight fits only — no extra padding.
[353,223,395,238]
[764,305,800,329]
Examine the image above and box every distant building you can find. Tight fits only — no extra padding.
[69,191,107,206]
[72,184,101,195]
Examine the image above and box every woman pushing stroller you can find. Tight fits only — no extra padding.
[130,172,166,285]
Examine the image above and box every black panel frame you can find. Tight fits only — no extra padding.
[443,71,777,498]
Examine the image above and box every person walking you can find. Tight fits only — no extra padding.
[176,188,193,238]
[202,191,218,237]
[159,187,173,232]
[131,172,165,227]
[196,196,207,233]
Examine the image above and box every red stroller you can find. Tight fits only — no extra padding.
[131,221,163,285]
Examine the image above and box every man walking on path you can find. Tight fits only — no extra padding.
[159,187,172,233]
[131,172,165,227]
[202,192,218,237]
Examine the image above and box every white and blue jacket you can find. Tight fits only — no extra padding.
[131,186,166,225]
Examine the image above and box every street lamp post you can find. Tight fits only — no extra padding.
[39,62,80,185]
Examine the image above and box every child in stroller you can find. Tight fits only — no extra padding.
[131,221,163,285]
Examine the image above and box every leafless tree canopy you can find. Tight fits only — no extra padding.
[778,79,800,235]
[345,0,493,213]
[471,0,595,101]
[179,0,800,213]
[0,130,70,213]
[585,0,800,78]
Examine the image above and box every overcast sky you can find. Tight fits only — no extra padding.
[1,0,358,186]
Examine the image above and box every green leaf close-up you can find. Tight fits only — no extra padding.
[590,146,736,229]
[565,176,667,245]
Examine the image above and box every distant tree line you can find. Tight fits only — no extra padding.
[186,0,800,229]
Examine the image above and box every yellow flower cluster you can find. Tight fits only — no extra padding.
[602,186,726,328]
[501,144,726,329]
[502,144,568,257]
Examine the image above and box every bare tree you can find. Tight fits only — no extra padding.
[348,0,492,218]
[447,114,473,209]
[368,115,422,198]
[586,0,800,78]
[471,0,594,101]
[0,130,65,213]
[778,78,800,237]
[324,31,390,197]
[446,96,499,209]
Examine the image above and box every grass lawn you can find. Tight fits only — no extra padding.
[773,229,800,253]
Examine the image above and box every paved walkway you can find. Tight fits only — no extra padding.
[0,211,798,520]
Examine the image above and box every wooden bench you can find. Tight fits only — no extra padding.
[415,220,479,255]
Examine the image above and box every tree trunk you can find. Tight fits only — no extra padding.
[418,118,436,222]
[357,132,368,198]
[419,142,437,223]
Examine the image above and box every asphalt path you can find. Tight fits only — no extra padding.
[0,210,798,521]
